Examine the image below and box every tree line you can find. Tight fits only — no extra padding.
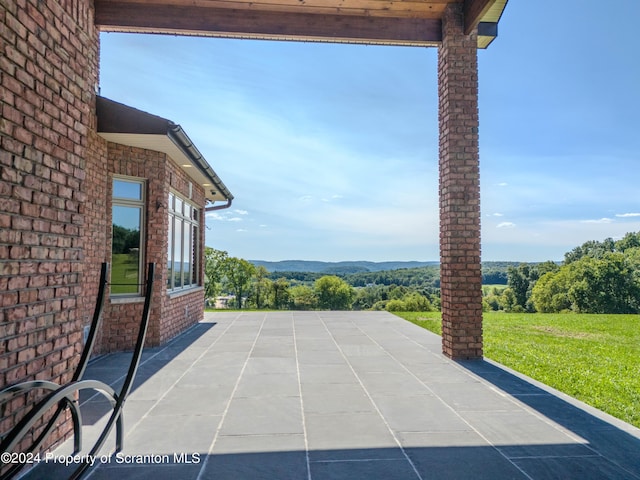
[204,247,437,311]
[205,231,640,314]
[484,232,640,314]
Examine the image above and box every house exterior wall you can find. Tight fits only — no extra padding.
[81,140,206,354]
[0,0,99,450]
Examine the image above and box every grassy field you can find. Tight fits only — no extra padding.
[395,311,640,429]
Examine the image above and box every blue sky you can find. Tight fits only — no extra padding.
[99,0,640,263]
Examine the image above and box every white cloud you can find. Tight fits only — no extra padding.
[581,218,613,224]
[497,182,508,187]
[234,209,249,215]
[206,211,244,222]
[616,213,640,218]
[497,222,516,228]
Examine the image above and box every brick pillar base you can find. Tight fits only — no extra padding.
[438,4,483,360]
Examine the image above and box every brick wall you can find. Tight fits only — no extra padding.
[84,141,206,353]
[437,3,483,360]
[1,0,98,452]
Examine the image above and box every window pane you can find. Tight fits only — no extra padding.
[113,179,142,200]
[167,214,173,289]
[173,218,183,288]
[191,224,198,285]
[112,205,141,294]
[182,220,191,286]
[175,197,183,216]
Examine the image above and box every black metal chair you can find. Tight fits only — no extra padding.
[0,262,156,480]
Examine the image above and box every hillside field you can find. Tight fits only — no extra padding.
[395,312,640,429]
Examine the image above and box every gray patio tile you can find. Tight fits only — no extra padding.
[429,381,526,412]
[409,363,479,384]
[309,458,419,480]
[459,410,587,447]
[199,451,308,480]
[373,394,472,433]
[122,414,220,454]
[243,357,298,374]
[26,311,640,480]
[512,455,636,480]
[250,345,296,358]
[337,344,386,357]
[212,433,306,454]
[299,364,357,384]
[233,373,300,397]
[406,445,530,480]
[146,385,233,416]
[221,397,303,435]
[396,430,490,448]
[89,463,202,480]
[297,350,347,365]
[357,371,429,396]
[303,388,375,415]
[305,412,400,458]
[174,365,244,388]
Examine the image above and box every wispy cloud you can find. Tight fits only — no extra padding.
[206,211,244,222]
[497,222,516,228]
[581,218,613,224]
[616,213,640,218]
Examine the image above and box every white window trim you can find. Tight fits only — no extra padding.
[111,176,146,297]
[167,190,200,292]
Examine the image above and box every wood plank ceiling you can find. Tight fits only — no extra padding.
[95,0,508,48]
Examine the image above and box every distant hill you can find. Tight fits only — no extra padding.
[249,260,439,273]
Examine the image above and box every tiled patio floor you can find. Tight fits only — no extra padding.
[21,311,640,479]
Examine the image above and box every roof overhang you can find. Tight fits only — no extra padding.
[96,96,233,204]
[95,0,509,49]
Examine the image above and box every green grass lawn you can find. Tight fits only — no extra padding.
[395,311,640,429]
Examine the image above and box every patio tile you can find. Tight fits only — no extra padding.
[405,445,530,480]
[20,311,640,480]
[212,433,306,454]
[309,457,418,480]
[305,412,400,459]
[199,451,308,480]
[122,414,221,454]
[373,394,472,433]
[512,455,635,480]
[234,373,300,397]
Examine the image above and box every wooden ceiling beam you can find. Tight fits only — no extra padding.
[463,0,496,35]
[95,1,443,46]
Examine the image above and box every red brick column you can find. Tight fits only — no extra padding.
[438,3,483,359]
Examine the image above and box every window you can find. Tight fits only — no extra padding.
[167,192,200,291]
[112,178,145,295]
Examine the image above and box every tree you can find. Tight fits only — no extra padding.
[532,251,640,314]
[271,277,291,310]
[223,257,256,309]
[531,270,572,313]
[564,238,615,264]
[314,275,354,310]
[249,266,272,309]
[507,265,530,309]
[204,247,228,300]
[289,285,317,310]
